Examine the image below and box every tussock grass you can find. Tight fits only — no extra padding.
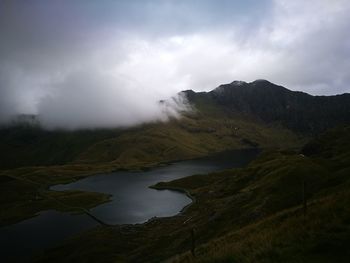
[0,113,304,170]
[33,126,350,263]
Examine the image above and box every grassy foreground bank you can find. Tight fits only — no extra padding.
[32,126,350,262]
[0,113,304,227]
[0,164,114,226]
[0,104,306,227]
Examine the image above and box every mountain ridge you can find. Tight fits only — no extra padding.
[1,79,349,170]
[183,79,350,134]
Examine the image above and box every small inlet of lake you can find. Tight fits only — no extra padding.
[0,149,259,262]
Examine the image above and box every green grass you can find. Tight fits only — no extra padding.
[0,126,121,169]
[75,116,304,166]
[0,164,114,226]
[32,126,350,262]
[0,96,348,261]
[0,112,305,170]
[0,111,305,226]
[173,191,350,263]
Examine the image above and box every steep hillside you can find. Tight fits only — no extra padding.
[0,112,303,170]
[75,116,301,166]
[0,126,121,169]
[34,126,350,262]
[1,79,350,170]
[164,126,350,262]
[184,80,350,134]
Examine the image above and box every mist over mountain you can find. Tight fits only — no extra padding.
[5,79,350,133]
[2,89,190,130]
[2,1,350,262]
[1,0,350,129]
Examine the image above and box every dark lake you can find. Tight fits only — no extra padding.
[0,149,259,262]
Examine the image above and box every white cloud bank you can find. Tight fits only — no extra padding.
[0,0,349,128]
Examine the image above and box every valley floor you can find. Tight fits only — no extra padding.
[31,126,350,262]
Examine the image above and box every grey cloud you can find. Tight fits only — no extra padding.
[0,0,349,128]
[35,65,190,129]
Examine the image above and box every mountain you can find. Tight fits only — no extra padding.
[1,80,350,170]
[1,80,350,262]
[183,79,350,134]
[0,115,301,170]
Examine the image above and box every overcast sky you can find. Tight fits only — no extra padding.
[1,0,349,128]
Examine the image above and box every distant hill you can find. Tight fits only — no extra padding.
[0,115,301,170]
[1,79,350,170]
[183,79,350,134]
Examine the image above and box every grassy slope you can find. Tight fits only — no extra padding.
[76,115,303,166]
[167,126,350,262]
[90,92,307,167]
[0,102,304,226]
[0,164,113,226]
[33,126,350,262]
[0,99,305,170]
[0,126,121,169]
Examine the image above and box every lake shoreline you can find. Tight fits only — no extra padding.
[149,184,196,215]
[1,148,261,262]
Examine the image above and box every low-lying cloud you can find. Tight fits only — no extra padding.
[36,67,190,129]
[0,0,349,129]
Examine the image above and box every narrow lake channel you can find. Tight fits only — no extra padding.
[0,149,259,262]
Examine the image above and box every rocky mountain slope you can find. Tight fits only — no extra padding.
[184,79,350,134]
[1,80,349,170]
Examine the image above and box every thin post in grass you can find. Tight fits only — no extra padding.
[302,180,307,218]
[191,228,196,257]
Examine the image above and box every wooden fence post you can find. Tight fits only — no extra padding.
[191,228,196,257]
[302,180,307,218]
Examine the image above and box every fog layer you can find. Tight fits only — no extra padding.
[0,0,349,128]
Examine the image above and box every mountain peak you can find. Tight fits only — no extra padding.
[230,80,247,86]
[212,79,286,95]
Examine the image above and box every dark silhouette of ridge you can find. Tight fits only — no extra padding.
[183,80,350,134]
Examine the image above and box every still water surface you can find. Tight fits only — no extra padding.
[0,149,259,262]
